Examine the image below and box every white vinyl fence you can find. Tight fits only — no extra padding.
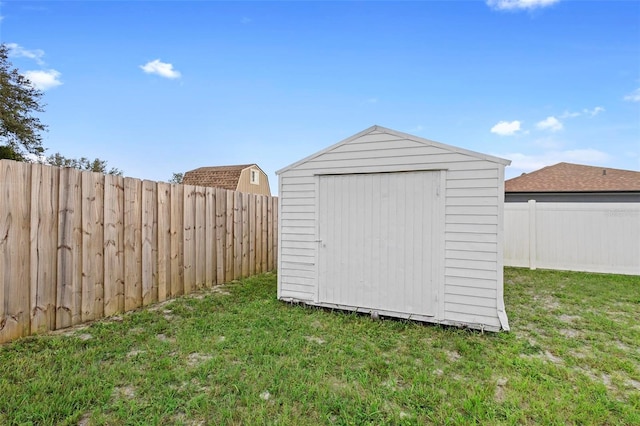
[504,201,640,275]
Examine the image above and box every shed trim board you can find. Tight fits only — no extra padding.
[277,125,511,332]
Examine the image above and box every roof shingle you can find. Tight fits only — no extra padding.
[183,164,254,190]
[505,162,640,193]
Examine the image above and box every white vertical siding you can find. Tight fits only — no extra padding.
[317,172,440,315]
[277,127,509,331]
[505,202,640,275]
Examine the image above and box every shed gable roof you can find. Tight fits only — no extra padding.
[183,164,256,190]
[505,162,640,193]
[276,125,511,175]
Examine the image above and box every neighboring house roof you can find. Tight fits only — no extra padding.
[183,164,255,190]
[505,162,640,193]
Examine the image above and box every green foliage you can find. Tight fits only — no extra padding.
[0,270,638,424]
[0,43,46,159]
[169,172,184,184]
[47,152,123,175]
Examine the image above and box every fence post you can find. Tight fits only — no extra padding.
[528,199,537,270]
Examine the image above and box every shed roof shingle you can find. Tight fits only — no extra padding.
[505,162,640,193]
[183,164,254,190]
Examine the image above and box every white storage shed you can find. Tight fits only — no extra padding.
[276,125,512,331]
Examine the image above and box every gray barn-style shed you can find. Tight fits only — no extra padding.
[276,126,512,331]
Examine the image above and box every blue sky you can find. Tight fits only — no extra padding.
[2,0,639,189]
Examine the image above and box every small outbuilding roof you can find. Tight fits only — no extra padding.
[276,125,511,175]
[505,162,640,193]
[183,164,256,190]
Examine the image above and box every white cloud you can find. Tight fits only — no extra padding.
[536,116,563,132]
[140,59,181,79]
[6,42,46,65]
[486,0,560,11]
[559,110,581,119]
[491,120,522,136]
[559,106,605,119]
[587,106,604,116]
[23,69,62,90]
[500,148,611,175]
[624,88,640,102]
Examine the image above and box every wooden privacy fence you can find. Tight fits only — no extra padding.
[0,160,278,344]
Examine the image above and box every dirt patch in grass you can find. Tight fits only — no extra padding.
[558,314,581,324]
[445,350,461,362]
[304,336,326,344]
[494,377,508,402]
[156,333,176,343]
[113,386,136,400]
[558,328,581,338]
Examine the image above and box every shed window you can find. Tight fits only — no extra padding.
[250,169,259,185]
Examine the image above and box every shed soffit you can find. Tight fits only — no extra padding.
[276,125,511,175]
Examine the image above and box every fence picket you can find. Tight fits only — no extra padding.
[261,195,268,273]
[104,174,124,316]
[124,178,142,311]
[0,161,31,343]
[56,167,83,327]
[81,172,105,321]
[233,192,242,280]
[183,185,196,294]
[225,190,234,280]
[157,182,171,301]
[195,186,206,288]
[142,180,158,305]
[30,164,58,334]
[170,184,184,296]
[205,188,216,286]
[215,188,226,284]
[249,195,256,277]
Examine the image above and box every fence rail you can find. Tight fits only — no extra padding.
[504,200,640,275]
[0,160,278,344]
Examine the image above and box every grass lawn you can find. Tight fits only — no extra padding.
[1,268,639,425]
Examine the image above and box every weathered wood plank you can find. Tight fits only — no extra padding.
[261,195,268,273]
[233,191,242,280]
[170,184,184,296]
[205,188,216,286]
[255,195,263,273]
[241,192,249,278]
[183,185,196,294]
[225,190,234,280]
[0,161,31,342]
[273,196,278,271]
[248,194,256,276]
[195,186,206,288]
[157,182,171,302]
[56,167,83,328]
[267,195,273,271]
[104,174,124,316]
[81,172,105,322]
[124,178,142,311]
[29,163,58,334]
[142,180,158,305]
[215,188,226,284]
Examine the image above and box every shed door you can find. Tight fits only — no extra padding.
[318,171,441,316]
